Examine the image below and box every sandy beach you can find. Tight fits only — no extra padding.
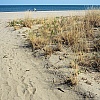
[0,11,100,100]
[0,10,86,19]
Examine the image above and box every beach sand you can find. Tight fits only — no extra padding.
[0,11,100,100]
[0,10,86,19]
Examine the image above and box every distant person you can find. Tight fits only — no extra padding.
[34,8,36,12]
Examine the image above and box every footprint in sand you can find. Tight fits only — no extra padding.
[17,83,36,100]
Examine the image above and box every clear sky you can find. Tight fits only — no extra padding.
[0,0,100,5]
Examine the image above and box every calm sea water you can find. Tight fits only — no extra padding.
[0,5,100,12]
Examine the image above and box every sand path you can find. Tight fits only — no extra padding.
[0,19,80,100]
[0,19,59,100]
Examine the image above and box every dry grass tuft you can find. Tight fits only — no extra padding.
[85,8,100,27]
[29,33,48,50]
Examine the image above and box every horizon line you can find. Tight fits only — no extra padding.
[0,4,99,5]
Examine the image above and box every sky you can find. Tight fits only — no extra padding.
[0,0,100,5]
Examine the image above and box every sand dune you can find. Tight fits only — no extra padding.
[0,11,100,100]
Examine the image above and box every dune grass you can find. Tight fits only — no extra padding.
[9,9,100,85]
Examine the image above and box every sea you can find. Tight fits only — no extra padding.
[0,5,100,12]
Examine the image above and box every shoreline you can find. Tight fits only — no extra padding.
[0,10,86,12]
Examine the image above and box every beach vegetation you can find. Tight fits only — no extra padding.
[9,9,100,86]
